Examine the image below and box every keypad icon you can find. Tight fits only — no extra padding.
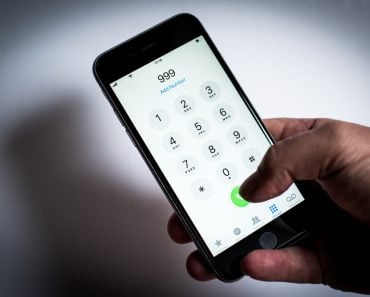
[269,204,279,214]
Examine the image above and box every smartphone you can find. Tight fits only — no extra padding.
[93,13,313,281]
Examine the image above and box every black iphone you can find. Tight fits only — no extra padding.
[93,13,312,281]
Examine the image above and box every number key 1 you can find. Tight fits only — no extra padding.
[149,109,170,129]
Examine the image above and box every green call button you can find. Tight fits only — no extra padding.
[231,186,249,207]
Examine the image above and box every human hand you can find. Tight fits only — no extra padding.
[240,118,370,225]
[167,118,370,293]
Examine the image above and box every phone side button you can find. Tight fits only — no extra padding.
[258,232,278,249]
[113,108,126,128]
[125,129,138,147]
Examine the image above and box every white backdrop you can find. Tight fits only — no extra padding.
[0,0,369,296]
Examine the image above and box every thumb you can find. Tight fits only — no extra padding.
[239,120,342,202]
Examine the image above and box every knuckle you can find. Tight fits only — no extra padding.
[323,121,347,142]
[321,121,352,153]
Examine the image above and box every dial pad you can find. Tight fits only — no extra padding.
[149,80,262,200]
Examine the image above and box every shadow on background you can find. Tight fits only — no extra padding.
[4,95,206,296]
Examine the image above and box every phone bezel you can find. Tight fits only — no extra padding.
[93,13,313,281]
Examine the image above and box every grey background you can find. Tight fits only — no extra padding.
[0,0,369,296]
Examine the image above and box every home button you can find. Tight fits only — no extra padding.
[259,232,278,249]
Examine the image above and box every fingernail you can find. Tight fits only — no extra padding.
[239,173,259,200]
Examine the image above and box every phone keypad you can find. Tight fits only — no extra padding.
[149,81,261,190]
[149,80,260,203]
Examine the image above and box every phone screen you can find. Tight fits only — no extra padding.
[110,35,304,256]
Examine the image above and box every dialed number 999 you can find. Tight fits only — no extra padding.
[158,69,176,83]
